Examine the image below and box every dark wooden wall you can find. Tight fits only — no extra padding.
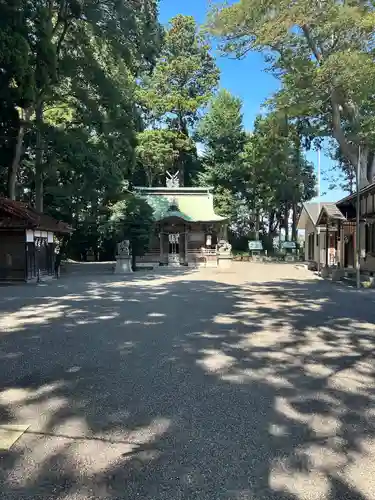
[0,230,26,281]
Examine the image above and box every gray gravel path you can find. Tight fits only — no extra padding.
[0,263,375,499]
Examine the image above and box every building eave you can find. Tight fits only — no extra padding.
[134,186,215,195]
[337,182,375,206]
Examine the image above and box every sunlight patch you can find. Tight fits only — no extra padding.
[304,363,333,378]
[196,349,235,373]
[0,303,67,333]
[0,382,64,405]
[0,424,29,451]
[270,459,329,500]
[96,314,119,320]
[213,314,237,324]
[328,368,374,394]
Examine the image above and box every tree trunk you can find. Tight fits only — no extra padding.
[268,211,274,236]
[146,169,153,187]
[255,210,260,241]
[284,204,289,241]
[329,92,375,188]
[35,101,44,212]
[7,108,30,200]
[177,111,189,187]
[292,203,297,242]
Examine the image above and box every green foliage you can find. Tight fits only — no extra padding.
[0,1,34,106]
[244,114,316,240]
[328,145,356,195]
[137,14,219,185]
[136,129,195,186]
[1,1,322,261]
[139,15,220,131]
[209,0,375,186]
[197,89,247,220]
[197,89,246,164]
[0,0,162,206]
[246,115,316,207]
[199,92,316,241]
[0,0,34,196]
[0,0,162,258]
[104,195,154,260]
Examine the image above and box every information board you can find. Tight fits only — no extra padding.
[248,240,263,251]
[282,241,296,249]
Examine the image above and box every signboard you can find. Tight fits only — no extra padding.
[282,241,296,249]
[248,240,263,251]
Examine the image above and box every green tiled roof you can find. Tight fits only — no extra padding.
[140,190,226,223]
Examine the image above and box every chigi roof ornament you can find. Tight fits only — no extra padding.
[166,171,179,188]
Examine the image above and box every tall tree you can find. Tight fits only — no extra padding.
[0,0,34,199]
[242,114,316,241]
[139,14,219,184]
[208,0,375,188]
[0,0,162,209]
[136,129,195,187]
[197,89,246,165]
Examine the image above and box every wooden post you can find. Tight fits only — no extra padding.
[185,228,188,265]
[159,231,163,264]
[337,220,341,267]
[325,221,329,267]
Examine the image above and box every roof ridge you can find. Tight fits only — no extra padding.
[0,197,39,223]
[0,197,72,233]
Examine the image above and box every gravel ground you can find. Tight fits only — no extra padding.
[0,263,375,500]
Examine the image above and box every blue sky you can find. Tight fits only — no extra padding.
[159,0,346,202]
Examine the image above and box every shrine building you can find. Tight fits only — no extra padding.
[134,173,228,267]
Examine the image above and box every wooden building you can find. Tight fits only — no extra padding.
[134,174,228,267]
[0,198,72,281]
[336,182,375,273]
[312,182,375,274]
[297,202,337,268]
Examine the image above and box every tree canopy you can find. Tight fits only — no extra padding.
[209,0,375,187]
[1,3,323,258]
[137,14,219,185]
[198,89,316,246]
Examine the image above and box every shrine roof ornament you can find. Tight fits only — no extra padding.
[166,171,179,188]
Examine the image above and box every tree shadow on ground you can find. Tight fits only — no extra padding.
[0,268,374,499]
